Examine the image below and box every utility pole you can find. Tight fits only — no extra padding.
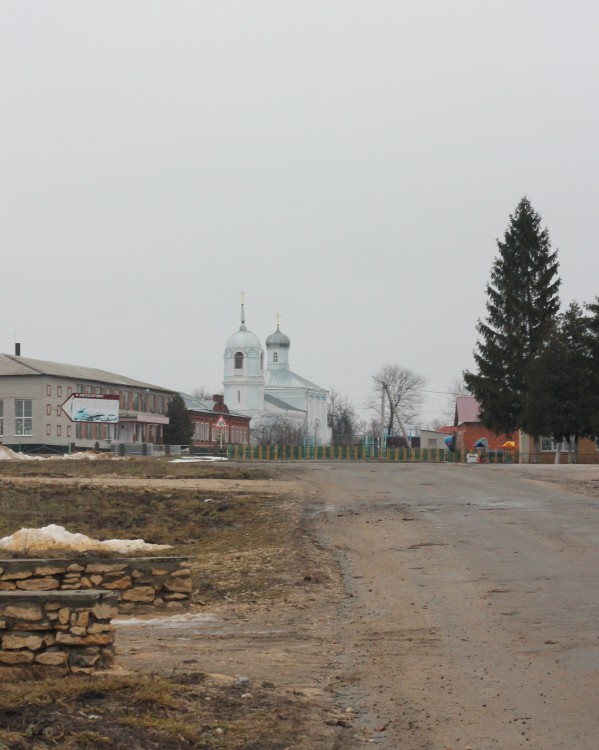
[380,386,385,456]
[382,382,411,449]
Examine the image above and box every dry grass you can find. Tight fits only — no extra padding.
[0,671,312,749]
[0,457,269,481]
[0,460,327,748]
[0,480,293,604]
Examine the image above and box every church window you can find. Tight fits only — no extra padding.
[237,390,241,402]
[234,352,244,370]
[260,353,264,369]
[273,352,278,363]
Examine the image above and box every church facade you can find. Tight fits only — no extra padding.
[223,306,331,445]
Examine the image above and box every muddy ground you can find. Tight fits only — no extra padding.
[118,463,599,749]
[3,461,599,749]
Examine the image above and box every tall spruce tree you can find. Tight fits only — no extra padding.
[587,297,599,435]
[464,197,560,435]
[164,393,194,445]
[523,302,595,460]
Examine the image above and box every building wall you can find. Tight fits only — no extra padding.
[189,411,251,446]
[306,391,331,445]
[519,434,599,463]
[456,422,518,453]
[223,348,265,414]
[0,374,171,451]
[263,387,331,445]
[420,430,452,449]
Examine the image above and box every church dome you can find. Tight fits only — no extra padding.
[266,326,290,349]
[224,303,263,355]
[224,325,262,355]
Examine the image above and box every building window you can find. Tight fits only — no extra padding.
[46,404,52,416]
[46,385,52,396]
[57,406,61,417]
[15,400,33,436]
[237,390,241,402]
[67,425,71,438]
[57,425,62,437]
[57,386,62,397]
[273,352,278,363]
[46,424,51,436]
[234,352,244,369]
[260,353,264,369]
[541,436,570,452]
[67,386,72,396]
[76,424,82,439]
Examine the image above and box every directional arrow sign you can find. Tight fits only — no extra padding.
[61,393,120,423]
[215,416,228,429]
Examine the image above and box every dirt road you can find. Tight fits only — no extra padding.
[116,462,599,749]
[298,462,599,749]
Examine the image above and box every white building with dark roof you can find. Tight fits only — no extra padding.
[223,305,331,445]
[0,351,174,452]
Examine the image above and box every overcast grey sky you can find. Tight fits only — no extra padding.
[1,1,598,426]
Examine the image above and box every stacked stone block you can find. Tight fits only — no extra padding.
[0,557,192,613]
[0,590,118,672]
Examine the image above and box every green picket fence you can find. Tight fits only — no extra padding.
[227,445,518,463]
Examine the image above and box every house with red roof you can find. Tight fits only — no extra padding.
[454,396,518,453]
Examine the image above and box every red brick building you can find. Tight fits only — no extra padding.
[454,396,518,453]
[182,393,251,448]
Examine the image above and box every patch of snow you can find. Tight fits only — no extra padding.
[0,446,43,461]
[169,456,229,463]
[0,446,117,461]
[0,524,172,554]
[113,612,217,627]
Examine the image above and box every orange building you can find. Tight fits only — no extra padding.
[454,396,518,453]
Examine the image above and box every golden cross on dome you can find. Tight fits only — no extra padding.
[240,291,246,306]
[275,312,281,328]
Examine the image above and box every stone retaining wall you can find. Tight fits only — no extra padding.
[0,557,192,613]
[0,590,118,671]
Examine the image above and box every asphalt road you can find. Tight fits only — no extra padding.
[295,462,599,750]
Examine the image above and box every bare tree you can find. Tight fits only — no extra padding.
[443,376,470,425]
[251,415,309,446]
[192,386,216,400]
[426,418,445,432]
[371,365,426,441]
[328,388,361,446]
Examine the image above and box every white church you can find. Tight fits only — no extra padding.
[223,303,331,445]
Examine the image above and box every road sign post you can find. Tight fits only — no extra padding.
[214,416,228,456]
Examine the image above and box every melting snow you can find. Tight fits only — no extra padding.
[0,524,172,554]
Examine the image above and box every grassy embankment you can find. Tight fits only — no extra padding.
[0,458,320,750]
